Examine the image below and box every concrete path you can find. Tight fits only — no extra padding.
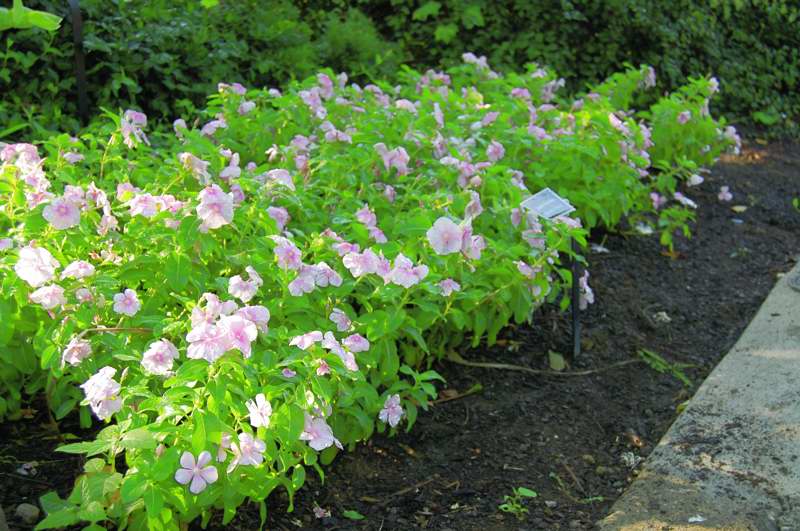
[598,262,800,531]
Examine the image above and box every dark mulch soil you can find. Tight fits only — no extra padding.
[2,142,798,531]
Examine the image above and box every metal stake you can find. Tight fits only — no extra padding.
[571,238,581,359]
[68,0,89,126]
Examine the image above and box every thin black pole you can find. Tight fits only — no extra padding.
[571,238,581,358]
[68,0,89,125]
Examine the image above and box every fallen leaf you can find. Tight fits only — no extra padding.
[548,351,566,371]
[731,205,748,213]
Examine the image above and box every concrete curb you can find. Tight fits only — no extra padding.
[597,261,800,531]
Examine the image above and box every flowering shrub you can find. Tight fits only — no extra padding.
[0,56,735,528]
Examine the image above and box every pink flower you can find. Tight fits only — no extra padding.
[333,241,359,256]
[516,260,536,278]
[650,192,667,210]
[316,360,331,376]
[374,143,410,175]
[113,289,141,316]
[313,261,342,287]
[265,169,295,191]
[142,339,179,375]
[369,226,388,243]
[673,192,697,209]
[465,191,483,220]
[219,314,258,358]
[238,101,256,115]
[290,330,323,350]
[175,451,218,494]
[579,271,595,310]
[42,197,81,230]
[288,265,318,296]
[511,208,522,227]
[387,253,428,288]
[321,332,358,370]
[228,432,266,472]
[236,305,270,333]
[356,205,377,227]
[300,413,343,451]
[433,102,444,128]
[267,206,290,230]
[687,174,704,187]
[379,394,404,427]
[718,186,733,202]
[121,110,149,148]
[63,152,84,164]
[246,393,272,428]
[329,308,351,332]
[61,260,95,280]
[0,238,12,251]
[196,184,234,230]
[427,217,464,255]
[30,285,66,310]
[313,506,332,519]
[80,366,122,420]
[62,337,91,366]
[677,111,691,124]
[272,237,302,271]
[342,334,369,353]
[186,323,229,363]
[438,278,461,296]
[342,249,380,278]
[486,140,505,162]
[384,184,396,203]
[15,245,60,287]
[460,225,486,260]
[128,193,159,218]
[179,153,212,184]
[75,288,93,303]
[228,267,262,303]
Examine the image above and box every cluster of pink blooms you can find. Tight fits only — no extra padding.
[15,245,101,312]
[80,366,122,420]
[186,292,270,362]
[270,236,345,296]
[289,329,369,372]
[341,247,428,288]
[228,266,263,303]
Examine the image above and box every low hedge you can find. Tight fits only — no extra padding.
[0,55,735,528]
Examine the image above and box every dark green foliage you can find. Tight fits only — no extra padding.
[0,0,392,138]
[352,0,800,132]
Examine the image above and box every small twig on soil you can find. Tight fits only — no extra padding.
[432,384,482,404]
[377,476,437,506]
[562,462,585,495]
[0,472,52,487]
[446,351,643,376]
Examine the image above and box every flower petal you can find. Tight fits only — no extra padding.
[179,450,195,469]
[197,450,212,467]
[199,465,218,484]
[189,474,207,494]
[174,468,193,485]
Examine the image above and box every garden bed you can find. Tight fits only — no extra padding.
[1,140,797,529]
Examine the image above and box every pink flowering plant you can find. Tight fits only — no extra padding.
[0,56,735,529]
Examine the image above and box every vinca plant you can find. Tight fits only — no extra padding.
[0,55,737,529]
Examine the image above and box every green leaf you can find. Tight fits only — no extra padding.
[77,500,106,523]
[34,509,80,530]
[57,440,112,456]
[121,474,148,503]
[165,253,190,291]
[548,351,566,371]
[434,23,458,43]
[517,487,538,498]
[121,428,157,450]
[412,1,440,20]
[342,509,365,520]
[192,412,207,453]
[461,4,485,28]
[144,484,164,517]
